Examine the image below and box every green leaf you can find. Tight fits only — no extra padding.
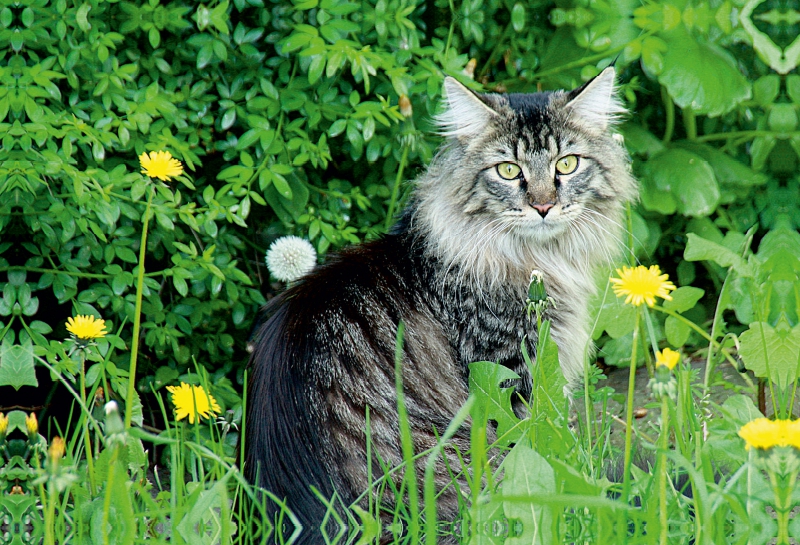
[500,442,555,545]
[176,474,232,542]
[665,316,690,347]
[663,286,704,313]
[659,28,751,116]
[592,285,637,340]
[532,320,566,411]
[0,339,37,390]
[511,3,526,33]
[678,143,767,188]
[643,148,720,217]
[272,173,292,200]
[684,233,754,277]
[88,461,135,545]
[753,75,780,107]
[468,361,522,448]
[738,319,800,389]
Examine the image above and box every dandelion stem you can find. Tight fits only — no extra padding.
[652,305,743,373]
[126,187,154,428]
[622,308,640,507]
[79,350,96,495]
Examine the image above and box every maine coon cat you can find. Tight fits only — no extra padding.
[245,67,638,539]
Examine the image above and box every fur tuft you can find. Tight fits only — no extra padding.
[565,66,627,130]
[435,77,501,140]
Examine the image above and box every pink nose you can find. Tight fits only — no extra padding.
[532,203,554,217]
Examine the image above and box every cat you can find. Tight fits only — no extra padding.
[245,67,638,541]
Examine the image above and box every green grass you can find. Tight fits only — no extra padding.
[13,310,799,545]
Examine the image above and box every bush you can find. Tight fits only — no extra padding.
[2,0,800,542]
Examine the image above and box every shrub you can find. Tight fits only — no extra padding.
[2,0,800,541]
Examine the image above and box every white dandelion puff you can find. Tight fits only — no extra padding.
[265,236,317,282]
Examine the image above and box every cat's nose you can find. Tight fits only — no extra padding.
[532,203,554,217]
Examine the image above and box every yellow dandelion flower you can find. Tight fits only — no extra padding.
[49,437,66,464]
[738,418,800,450]
[66,315,108,340]
[610,265,676,307]
[139,150,184,181]
[26,413,38,436]
[788,419,800,449]
[166,383,221,424]
[655,348,681,370]
[0,413,8,436]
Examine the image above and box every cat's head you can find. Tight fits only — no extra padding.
[412,68,638,285]
[431,67,636,243]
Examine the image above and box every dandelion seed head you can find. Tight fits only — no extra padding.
[265,236,317,282]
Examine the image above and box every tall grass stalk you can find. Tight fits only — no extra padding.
[658,394,669,545]
[393,321,420,542]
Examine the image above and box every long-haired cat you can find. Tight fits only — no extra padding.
[245,67,637,540]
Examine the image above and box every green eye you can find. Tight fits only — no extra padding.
[497,162,521,180]
[555,155,579,175]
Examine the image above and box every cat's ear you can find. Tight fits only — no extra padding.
[565,67,625,130]
[437,77,500,139]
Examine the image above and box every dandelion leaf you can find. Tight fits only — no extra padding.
[531,320,567,413]
[468,361,523,448]
[591,284,636,340]
[738,319,800,390]
[88,463,135,545]
[176,476,232,544]
[0,338,37,390]
[500,442,555,545]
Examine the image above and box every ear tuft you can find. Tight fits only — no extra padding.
[565,67,626,130]
[436,77,499,139]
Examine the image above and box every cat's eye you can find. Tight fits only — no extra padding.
[497,162,521,180]
[555,155,579,175]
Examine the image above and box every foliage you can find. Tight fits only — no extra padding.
[3,0,800,542]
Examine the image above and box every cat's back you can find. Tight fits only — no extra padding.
[245,231,465,531]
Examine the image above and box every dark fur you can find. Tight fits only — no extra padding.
[246,223,490,536]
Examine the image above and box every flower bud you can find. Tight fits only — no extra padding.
[527,270,547,303]
[26,413,38,436]
[399,94,413,118]
[49,437,65,465]
[463,58,477,79]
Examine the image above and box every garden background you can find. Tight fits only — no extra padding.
[1,0,800,542]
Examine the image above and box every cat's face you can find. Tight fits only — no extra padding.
[436,69,635,244]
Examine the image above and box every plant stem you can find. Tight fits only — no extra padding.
[44,474,55,545]
[625,203,635,266]
[643,308,659,377]
[696,130,799,142]
[583,343,594,471]
[385,144,410,232]
[621,308,640,507]
[80,350,96,495]
[658,395,669,545]
[662,87,675,144]
[652,305,745,376]
[683,107,697,140]
[126,187,154,429]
